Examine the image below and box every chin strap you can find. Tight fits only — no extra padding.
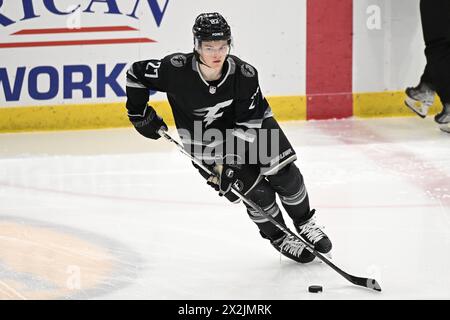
[194,50,209,68]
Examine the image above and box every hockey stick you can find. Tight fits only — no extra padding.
[158,129,382,292]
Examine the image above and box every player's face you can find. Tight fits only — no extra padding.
[199,40,229,69]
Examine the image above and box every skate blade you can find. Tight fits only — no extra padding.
[404,97,427,118]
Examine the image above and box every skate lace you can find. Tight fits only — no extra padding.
[279,235,306,257]
[298,217,325,244]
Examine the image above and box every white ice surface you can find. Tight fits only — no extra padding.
[0,117,449,299]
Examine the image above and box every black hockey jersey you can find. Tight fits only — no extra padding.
[125,53,273,150]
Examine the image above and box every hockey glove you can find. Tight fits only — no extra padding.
[207,163,242,196]
[128,105,167,140]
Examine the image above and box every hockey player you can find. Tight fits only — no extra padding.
[125,12,332,263]
[404,0,450,133]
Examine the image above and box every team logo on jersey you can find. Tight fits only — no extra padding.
[233,179,244,192]
[170,54,187,67]
[249,87,260,110]
[193,99,233,127]
[241,64,256,77]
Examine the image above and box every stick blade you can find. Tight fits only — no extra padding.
[367,278,382,292]
[350,276,382,292]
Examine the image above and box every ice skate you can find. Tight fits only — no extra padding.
[270,233,315,263]
[435,104,450,123]
[404,82,435,118]
[295,209,332,254]
[439,123,450,134]
[435,104,450,134]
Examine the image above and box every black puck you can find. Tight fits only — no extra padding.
[308,285,323,293]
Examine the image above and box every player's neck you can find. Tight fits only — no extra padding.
[198,60,223,81]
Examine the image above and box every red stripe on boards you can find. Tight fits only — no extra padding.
[0,38,155,48]
[12,26,138,35]
[306,0,353,120]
